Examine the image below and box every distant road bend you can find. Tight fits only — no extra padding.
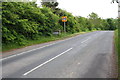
[2,31,115,78]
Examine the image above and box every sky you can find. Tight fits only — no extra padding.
[57,0,118,19]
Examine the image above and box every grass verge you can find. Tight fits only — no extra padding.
[114,29,120,79]
[2,31,88,52]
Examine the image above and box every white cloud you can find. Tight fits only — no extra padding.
[36,0,42,8]
[57,0,118,18]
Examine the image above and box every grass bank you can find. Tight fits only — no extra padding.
[114,29,120,78]
[2,31,89,52]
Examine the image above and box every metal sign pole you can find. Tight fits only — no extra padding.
[62,16,67,33]
[64,22,66,33]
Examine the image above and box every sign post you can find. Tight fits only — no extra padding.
[64,22,66,33]
[62,16,67,33]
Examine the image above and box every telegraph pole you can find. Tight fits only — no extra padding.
[118,1,120,19]
[112,0,120,18]
[112,0,120,32]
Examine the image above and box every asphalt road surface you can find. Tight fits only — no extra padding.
[1,31,115,78]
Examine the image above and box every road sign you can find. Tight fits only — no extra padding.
[62,16,67,22]
[62,16,67,33]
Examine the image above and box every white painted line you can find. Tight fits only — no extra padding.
[81,38,90,43]
[1,32,92,61]
[77,62,80,65]
[1,34,79,61]
[23,48,73,76]
[1,43,56,61]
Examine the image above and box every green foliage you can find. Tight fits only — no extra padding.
[2,2,62,45]
[106,18,117,30]
[39,7,62,36]
[87,12,117,30]
[42,2,59,9]
[114,29,120,78]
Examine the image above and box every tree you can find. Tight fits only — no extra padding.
[42,2,59,9]
[88,12,99,19]
[106,18,116,30]
[88,12,101,30]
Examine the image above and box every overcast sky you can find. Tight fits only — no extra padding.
[57,0,118,19]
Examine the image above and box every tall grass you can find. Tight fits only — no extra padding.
[114,29,120,78]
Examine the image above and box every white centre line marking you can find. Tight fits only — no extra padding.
[78,62,80,65]
[81,37,91,44]
[23,48,73,76]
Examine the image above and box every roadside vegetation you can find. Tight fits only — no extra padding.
[2,2,118,51]
[115,18,120,78]
[114,29,119,77]
[2,32,87,51]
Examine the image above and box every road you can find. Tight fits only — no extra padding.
[1,31,115,78]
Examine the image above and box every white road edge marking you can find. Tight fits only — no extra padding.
[23,48,73,76]
[1,43,56,61]
[1,34,78,61]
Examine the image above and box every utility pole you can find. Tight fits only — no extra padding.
[112,0,120,33]
[112,0,120,18]
[118,1,120,19]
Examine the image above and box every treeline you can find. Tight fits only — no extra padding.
[2,2,117,45]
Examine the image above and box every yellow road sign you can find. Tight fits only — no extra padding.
[62,16,67,22]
